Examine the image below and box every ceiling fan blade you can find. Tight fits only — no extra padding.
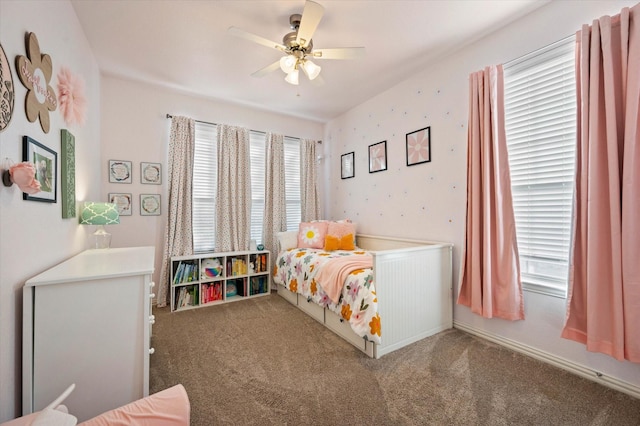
[296,0,324,48]
[251,60,281,78]
[228,26,286,51]
[312,47,366,60]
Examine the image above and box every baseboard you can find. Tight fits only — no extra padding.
[453,320,640,400]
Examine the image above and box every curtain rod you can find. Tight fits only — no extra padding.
[503,34,574,70]
[166,114,321,143]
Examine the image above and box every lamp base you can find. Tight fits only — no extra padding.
[92,225,112,249]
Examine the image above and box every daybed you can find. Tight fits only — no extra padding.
[274,226,453,359]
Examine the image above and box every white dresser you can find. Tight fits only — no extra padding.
[22,246,155,422]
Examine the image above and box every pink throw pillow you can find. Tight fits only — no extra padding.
[327,221,356,243]
[297,222,328,249]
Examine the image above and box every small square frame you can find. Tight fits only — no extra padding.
[141,162,162,184]
[23,136,57,203]
[341,152,355,179]
[140,194,161,216]
[406,126,431,166]
[109,159,132,183]
[368,140,387,173]
[108,192,133,216]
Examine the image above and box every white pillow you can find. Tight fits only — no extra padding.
[276,231,298,252]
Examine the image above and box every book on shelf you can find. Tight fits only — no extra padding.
[173,262,198,284]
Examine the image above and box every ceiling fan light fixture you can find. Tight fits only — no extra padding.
[301,59,321,80]
[280,55,297,74]
[285,69,299,85]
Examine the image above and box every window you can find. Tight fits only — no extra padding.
[249,132,266,245]
[192,122,217,253]
[284,136,301,231]
[504,37,576,297]
[192,125,302,252]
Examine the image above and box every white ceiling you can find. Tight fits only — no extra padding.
[71,0,548,123]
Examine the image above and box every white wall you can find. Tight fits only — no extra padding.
[0,0,101,420]
[100,76,324,294]
[324,0,640,393]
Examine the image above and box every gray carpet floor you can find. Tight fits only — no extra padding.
[150,293,640,425]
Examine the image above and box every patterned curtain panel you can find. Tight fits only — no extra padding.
[215,124,251,252]
[158,116,195,307]
[262,133,286,258]
[300,139,321,222]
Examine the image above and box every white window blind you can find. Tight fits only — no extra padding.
[504,36,576,298]
[284,136,301,231]
[249,131,266,244]
[192,122,218,253]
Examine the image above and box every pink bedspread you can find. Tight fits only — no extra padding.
[315,255,373,304]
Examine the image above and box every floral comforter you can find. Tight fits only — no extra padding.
[273,248,381,344]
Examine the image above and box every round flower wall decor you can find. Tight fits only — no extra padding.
[0,43,15,132]
[57,66,86,127]
[15,32,57,133]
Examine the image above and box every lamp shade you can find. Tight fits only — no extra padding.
[301,60,321,80]
[79,202,120,225]
[285,69,299,85]
[279,55,297,73]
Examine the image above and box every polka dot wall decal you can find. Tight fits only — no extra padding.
[417,90,422,94]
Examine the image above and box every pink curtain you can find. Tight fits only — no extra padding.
[561,5,640,363]
[457,65,524,321]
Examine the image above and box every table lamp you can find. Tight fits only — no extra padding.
[79,202,120,249]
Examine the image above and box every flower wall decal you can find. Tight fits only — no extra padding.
[57,66,86,126]
[15,32,57,133]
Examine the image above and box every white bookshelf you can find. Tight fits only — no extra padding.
[170,250,270,312]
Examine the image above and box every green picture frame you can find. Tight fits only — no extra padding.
[61,129,76,217]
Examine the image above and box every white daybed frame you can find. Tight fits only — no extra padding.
[277,234,453,359]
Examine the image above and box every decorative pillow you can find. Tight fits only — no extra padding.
[276,231,298,252]
[297,222,328,249]
[327,221,356,239]
[324,233,355,251]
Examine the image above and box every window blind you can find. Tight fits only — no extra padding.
[249,131,266,244]
[192,122,217,253]
[503,36,576,297]
[284,136,301,231]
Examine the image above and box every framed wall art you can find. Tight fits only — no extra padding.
[140,194,160,216]
[140,162,161,184]
[108,192,132,216]
[108,159,132,183]
[23,135,57,202]
[368,141,387,173]
[341,152,355,179]
[60,129,75,217]
[406,126,431,166]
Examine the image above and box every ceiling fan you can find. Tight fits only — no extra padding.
[228,0,365,85]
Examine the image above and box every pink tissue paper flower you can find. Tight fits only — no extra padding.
[10,162,41,194]
[57,66,87,126]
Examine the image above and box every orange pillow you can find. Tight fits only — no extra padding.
[324,233,355,251]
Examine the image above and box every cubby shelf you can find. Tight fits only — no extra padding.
[170,250,270,312]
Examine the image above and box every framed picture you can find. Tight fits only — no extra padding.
[60,129,75,217]
[140,194,161,216]
[141,162,161,184]
[341,152,355,179]
[108,192,133,216]
[108,159,132,183]
[23,136,57,202]
[406,126,431,166]
[368,141,387,173]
